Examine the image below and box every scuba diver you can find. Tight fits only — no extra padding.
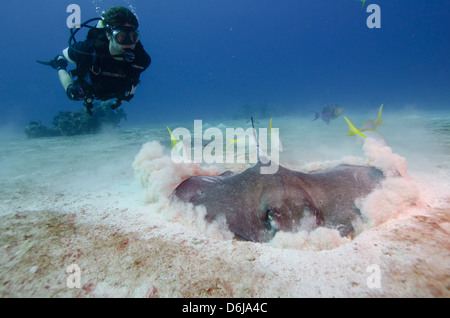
[38,6,151,115]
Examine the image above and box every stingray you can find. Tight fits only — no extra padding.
[171,162,383,242]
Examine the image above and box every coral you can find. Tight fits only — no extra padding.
[24,101,127,138]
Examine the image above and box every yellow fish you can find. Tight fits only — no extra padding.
[344,104,387,146]
[167,126,190,159]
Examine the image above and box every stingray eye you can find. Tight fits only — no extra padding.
[264,207,273,230]
[264,207,278,231]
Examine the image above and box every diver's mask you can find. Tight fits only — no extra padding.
[111,26,140,45]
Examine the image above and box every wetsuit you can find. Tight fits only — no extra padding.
[64,36,151,104]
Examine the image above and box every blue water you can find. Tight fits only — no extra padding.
[1,1,450,298]
[0,0,449,128]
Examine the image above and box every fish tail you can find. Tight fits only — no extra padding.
[374,104,385,128]
[344,117,366,138]
[168,126,190,159]
[225,136,238,149]
[312,112,320,121]
[167,126,179,149]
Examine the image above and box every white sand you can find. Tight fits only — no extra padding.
[0,111,449,297]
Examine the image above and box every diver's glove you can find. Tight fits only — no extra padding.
[52,55,68,71]
[37,55,68,72]
[110,99,122,110]
[110,94,134,110]
[110,93,134,110]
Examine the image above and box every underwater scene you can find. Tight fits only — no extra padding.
[0,1,449,298]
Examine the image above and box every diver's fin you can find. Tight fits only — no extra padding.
[36,59,53,66]
[37,55,68,71]
[344,116,367,138]
[374,104,385,128]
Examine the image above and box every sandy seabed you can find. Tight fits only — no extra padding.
[0,112,449,297]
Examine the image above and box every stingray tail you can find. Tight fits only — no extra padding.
[269,118,284,152]
[250,117,260,163]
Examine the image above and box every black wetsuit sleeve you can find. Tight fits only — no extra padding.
[68,40,95,65]
[135,42,151,71]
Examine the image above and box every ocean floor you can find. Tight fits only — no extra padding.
[0,109,449,297]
